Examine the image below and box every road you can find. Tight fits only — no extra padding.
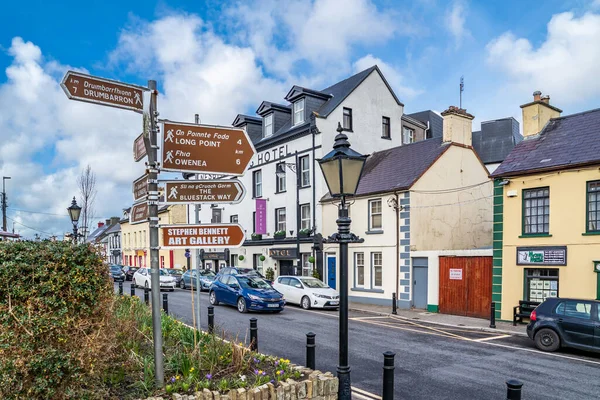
[115,281,600,400]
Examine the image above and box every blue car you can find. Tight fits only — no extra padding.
[209,274,285,313]
[180,269,216,291]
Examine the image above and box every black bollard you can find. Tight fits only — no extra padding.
[490,302,497,329]
[249,318,258,351]
[208,306,214,334]
[382,351,395,400]
[130,282,135,297]
[162,293,168,315]
[392,292,398,315]
[506,379,523,400]
[118,281,123,296]
[144,287,149,305]
[306,332,316,370]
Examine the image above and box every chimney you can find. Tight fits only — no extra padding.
[110,217,120,226]
[441,106,475,146]
[97,222,104,228]
[520,91,562,138]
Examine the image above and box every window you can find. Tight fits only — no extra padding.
[555,301,592,320]
[523,187,550,235]
[264,114,273,137]
[382,117,390,139]
[211,208,222,223]
[302,254,312,276]
[275,208,286,232]
[587,180,600,232]
[372,252,382,287]
[230,215,238,224]
[253,170,262,198]
[402,127,414,144]
[276,163,286,192]
[300,204,311,231]
[293,99,305,125]
[343,107,353,130]
[300,155,310,187]
[252,211,256,233]
[525,269,558,302]
[253,254,264,274]
[279,277,290,285]
[368,199,382,230]
[134,232,137,247]
[355,253,365,286]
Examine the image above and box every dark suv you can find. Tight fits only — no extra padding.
[526,297,600,353]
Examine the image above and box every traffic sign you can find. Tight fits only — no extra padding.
[133,133,147,162]
[162,179,245,204]
[61,71,146,112]
[161,121,255,176]
[130,202,148,225]
[133,174,148,202]
[161,224,245,249]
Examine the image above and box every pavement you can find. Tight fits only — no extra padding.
[115,281,600,400]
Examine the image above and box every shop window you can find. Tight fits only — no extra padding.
[525,268,558,302]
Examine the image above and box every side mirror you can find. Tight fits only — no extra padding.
[295,284,303,289]
[231,284,240,290]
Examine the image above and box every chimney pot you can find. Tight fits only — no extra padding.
[541,95,550,104]
[98,222,104,228]
[533,91,542,102]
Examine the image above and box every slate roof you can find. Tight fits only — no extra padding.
[353,137,449,196]
[472,117,522,165]
[406,111,443,139]
[86,224,109,243]
[492,108,600,177]
[104,223,121,234]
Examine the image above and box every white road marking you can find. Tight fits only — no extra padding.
[472,334,511,342]
[352,386,382,399]
[481,341,600,366]
[350,316,390,320]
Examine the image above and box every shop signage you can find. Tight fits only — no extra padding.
[516,246,567,266]
[162,179,245,204]
[161,224,244,249]
[133,133,147,162]
[269,248,298,259]
[133,174,148,202]
[202,252,226,261]
[255,199,267,234]
[449,269,463,280]
[130,202,148,225]
[250,144,291,167]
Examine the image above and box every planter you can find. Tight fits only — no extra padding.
[251,234,262,241]
[274,233,286,239]
[298,232,310,238]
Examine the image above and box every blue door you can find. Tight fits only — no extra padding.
[327,256,337,289]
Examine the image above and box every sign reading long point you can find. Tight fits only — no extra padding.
[161,121,255,176]
[161,224,245,249]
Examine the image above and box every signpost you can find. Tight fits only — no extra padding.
[130,202,149,225]
[161,121,255,176]
[162,179,245,204]
[133,133,147,162]
[133,174,148,202]
[161,224,245,249]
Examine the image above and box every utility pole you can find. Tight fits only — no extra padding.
[2,176,11,232]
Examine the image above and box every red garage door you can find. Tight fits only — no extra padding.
[439,256,492,318]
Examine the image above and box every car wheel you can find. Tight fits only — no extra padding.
[535,328,560,352]
[209,291,219,305]
[181,280,186,290]
[301,296,311,310]
[237,297,247,313]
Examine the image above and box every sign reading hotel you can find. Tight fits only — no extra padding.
[61,71,146,112]
[133,133,147,162]
[516,246,567,266]
[163,180,245,204]
[133,174,148,202]
[161,224,245,249]
[130,202,148,225]
[161,121,255,176]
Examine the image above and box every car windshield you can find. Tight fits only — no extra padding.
[200,270,216,277]
[237,276,271,290]
[238,268,261,277]
[300,278,328,288]
[110,265,122,272]
[168,270,183,276]
[159,269,170,276]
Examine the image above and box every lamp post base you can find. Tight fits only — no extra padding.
[338,365,352,399]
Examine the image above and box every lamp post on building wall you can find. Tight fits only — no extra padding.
[318,122,367,400]
[67,197,82,244]
[276,150,302,274]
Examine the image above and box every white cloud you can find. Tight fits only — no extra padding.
[353,55,422,100]
[486,11,600,105]
[446,1,470,48]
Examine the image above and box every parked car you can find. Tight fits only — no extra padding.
[165,268,184,287]
[132,268,177,291]
[526,297,600,353]
[217,267,272,284]
[122,266,140,281]
[273,276,339,309]
[209,274,285,313]
[109,264,125,282]
[181,269,216,291]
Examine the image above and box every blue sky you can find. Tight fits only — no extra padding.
[1,0,600,238]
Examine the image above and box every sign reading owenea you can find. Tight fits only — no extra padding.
[161,224,245,249]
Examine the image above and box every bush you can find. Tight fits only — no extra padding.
[265,267,275,281]
[238,255,244,261]
[312,268,321,280]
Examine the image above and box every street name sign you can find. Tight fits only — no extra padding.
[61,71,146,112]
[133,174,149,202]
[133,133,147,162]
[161,121,255,176]
[130,202,149,225]
[162,179,245,204]
[161,224,245,249]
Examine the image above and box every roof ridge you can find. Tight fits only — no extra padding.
[549,106,600,121]
[320,65,376,92]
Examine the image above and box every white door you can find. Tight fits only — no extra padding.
[287,277,303,304]
[276,277,290,300]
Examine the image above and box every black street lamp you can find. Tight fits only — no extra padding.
[67,196,82,244]
[318,122,367,399]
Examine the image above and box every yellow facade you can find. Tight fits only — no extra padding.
[497,167,600,321]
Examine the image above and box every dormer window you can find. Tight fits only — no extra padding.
[264,114,273,137]
[293,98,305,125]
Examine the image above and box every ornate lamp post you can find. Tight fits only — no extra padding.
[67,197,82,244]
[318,123,367,399]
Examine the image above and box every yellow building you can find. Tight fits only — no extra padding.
[491,92,600,321]
[120,204,188,269]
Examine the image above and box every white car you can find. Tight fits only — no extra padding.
[132,268,177,291]
[273,276,339,309]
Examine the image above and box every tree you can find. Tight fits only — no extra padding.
[77,165,97,241]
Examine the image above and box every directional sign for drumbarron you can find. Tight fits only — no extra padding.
[161,224,245,249]
[162,179,245,205]
[61,71,146,112]
[161,121,255,176]
[133,174,149,202]
[130,202,148,225]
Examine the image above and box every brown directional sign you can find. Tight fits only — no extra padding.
[163,179,245,204]
[133,174,148,202]
[161,121,255,176]
[130,202,148,225]
[133,133,147,162]
[61,71,146,112]
[161,224,245,249]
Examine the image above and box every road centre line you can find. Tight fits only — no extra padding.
[472,334,511,342]
[352,386,382,400]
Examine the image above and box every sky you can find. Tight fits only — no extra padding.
[1,0,600,239]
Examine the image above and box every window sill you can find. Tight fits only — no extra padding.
[582,232,600,236]
[519,234,552,238]
[299,185,311,190]
[275,190,287,194]
[351,287,384,293]
[342,128,353,133]
[381,136,391,140]
[365,230,384,235]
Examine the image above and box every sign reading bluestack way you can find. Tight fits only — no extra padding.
[161,224,245,248]
[161,121,255,176]
[163,179,245,204]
